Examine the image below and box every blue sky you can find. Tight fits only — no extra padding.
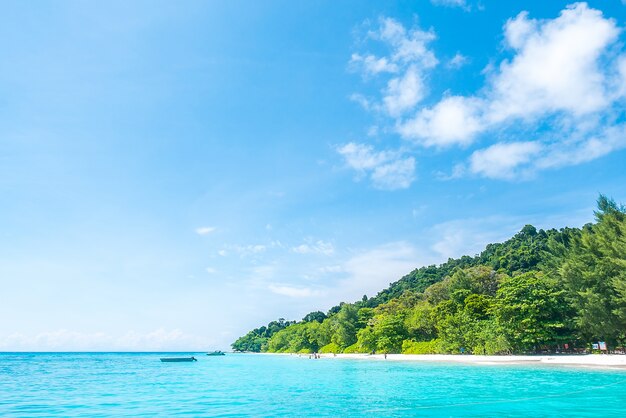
[1,0,625,351]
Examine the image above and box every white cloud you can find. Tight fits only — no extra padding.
[268,284,321,298]
[223,244,267,258]
[292,240,335,256]
[384,65,425,116]
[337,142,393,171]
[337,142,416,190]
[535,123,626,169]
[206,267,217,274]
[430,0,468,9]
[615,55,626,98]
[504,11,537,49]
[469,141,543,179]
[319,265,343,274]
[195,226,216,235]
[448,52,469,69]
[431,0,470,10]
[350,53,399,75]
[370,157,416,189]
[349,93,372,111]
[355,17,438,117]
[399,96,484,147]
[488,3,619,123]
[467,123,626,180]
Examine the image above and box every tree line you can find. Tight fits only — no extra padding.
[232,196,626,355]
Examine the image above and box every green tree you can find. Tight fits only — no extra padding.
[302,311,327,323]
[493,271,570,351]
[559,195,626,346]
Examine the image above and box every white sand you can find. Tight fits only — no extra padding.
[306,353,626,369]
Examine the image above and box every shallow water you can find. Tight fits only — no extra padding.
[1,352,625,416]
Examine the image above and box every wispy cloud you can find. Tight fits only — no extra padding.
[331,241,430,301]
[447,52,469,69]
[358,17,438,117]
[469,141,543,180]
[223,244,267,257]
[431,0,471,11]
[337,142,415,190]
[0,329,211,351]
[268,284,322,298]
[430,217,521,260]
[195,226,216,235]
[292,240,335,256]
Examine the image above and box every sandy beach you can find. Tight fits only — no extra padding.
[300,353,626,369]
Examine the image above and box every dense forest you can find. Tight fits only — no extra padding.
[232,196,626,355]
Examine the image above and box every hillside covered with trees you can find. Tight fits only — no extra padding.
[232,196,626,355]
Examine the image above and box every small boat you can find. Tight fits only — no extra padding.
[160,357,197,362]
[206,351,225,356]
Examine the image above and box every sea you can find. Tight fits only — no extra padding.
[1,352,625,416]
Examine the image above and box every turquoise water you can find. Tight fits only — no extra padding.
[1,353,625,416]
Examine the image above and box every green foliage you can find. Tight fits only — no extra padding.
[235,195,626,353]
[493,271,571,351]
[342,343,362,353]
[558,195,626,345]
[267,321,322,353]
[329,304,359,349]
[231,317,295,352]
[401,339,440,354]
[318,342,341,354]
[404,302,436,341]
[302,311,327,323]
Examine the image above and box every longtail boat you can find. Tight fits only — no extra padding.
[160,356,197,362]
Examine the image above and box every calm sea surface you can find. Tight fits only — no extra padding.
[1,352,625,416]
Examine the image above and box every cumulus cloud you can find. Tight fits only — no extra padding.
[469,141,543,179]
[337,142,416,190]
[488,4,618,122]
[384,65,425,116]
[399,96,484,147]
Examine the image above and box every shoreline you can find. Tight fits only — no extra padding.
[272,353,626,370]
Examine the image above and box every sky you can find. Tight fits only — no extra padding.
[1,0,625,351]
